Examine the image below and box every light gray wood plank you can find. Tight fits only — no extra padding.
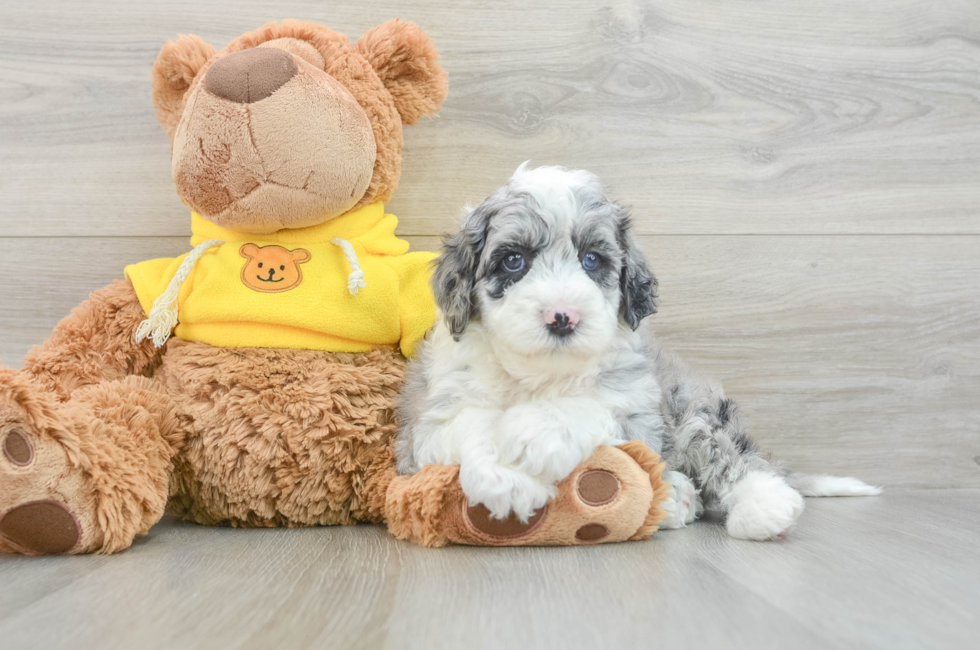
[0,237,191,367]
[0,235,977,489]
[0,490,975,649]
[0,3,978,645]
[1,0,979,237]
[697,489,980,649]
[644,235,980,490]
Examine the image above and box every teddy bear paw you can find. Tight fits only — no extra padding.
[459,460,643,545]
[0,373,101,555]
[386,442,670,547]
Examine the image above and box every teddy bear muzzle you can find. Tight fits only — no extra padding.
[171,45,377,235]
[204,48,298,104]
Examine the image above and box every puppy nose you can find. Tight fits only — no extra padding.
[546,309,580,336]
[204,47,298,104]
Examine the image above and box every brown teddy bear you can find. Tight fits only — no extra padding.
[0,19,669,555]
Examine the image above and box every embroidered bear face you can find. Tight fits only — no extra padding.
[240,244,311,293]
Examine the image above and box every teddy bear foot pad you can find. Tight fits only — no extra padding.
[0,377,101,555]
[386,442,671,547]
[463,466,628,543]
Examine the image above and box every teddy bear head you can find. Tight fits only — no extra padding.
[151,19,447,235]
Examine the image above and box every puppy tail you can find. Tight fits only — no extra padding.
[786,472,882,497]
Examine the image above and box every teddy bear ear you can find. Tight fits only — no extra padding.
[290,248,311,264]
[357,20,448,125]
[151,34,216,138]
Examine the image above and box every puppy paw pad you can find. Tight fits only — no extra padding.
[576,470,620,506]
[464,502,546,539]
[0,500,80,554]
[3,429,33,467]
[575,523,610,542]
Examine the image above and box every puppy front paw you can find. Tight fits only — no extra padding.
[496,403,597,482]
[724,471,805,540]
[459,461,553,523]
[658,470,703,530]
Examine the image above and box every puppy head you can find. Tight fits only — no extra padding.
[433,164,658,363]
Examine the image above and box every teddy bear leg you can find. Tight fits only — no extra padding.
[21,279,163,402]
[385,442,672,547]
[0,370,182,555]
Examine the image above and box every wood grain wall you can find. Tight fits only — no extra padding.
[1,0,977,487]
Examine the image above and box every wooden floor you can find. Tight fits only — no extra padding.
[0,490,976,649]
[1,0,978,648]
[1,0,978,488]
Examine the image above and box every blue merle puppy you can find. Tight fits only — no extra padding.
[395,164,880,539]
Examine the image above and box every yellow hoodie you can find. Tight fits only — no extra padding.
[125,202,436,357]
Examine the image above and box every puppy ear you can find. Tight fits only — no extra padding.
[617,209,658,329]
[357,19,448,125]
[432,203,493,340]
[152,34,216,138]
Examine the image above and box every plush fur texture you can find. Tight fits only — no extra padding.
[0,280,405,553]
[0,366,180,554]
[22,279,165,401]
[153,19,448,231]
[357,20,448,126]
[397,164,881,540]
[158,340,404,527]
[0,19,446,555]
[171,49,378,232]
[386,443,670,547]
[152,34,216,139]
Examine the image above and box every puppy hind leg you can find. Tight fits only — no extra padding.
[722,470,805,541]
[668,400,803,540]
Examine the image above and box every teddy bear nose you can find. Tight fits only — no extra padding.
[204,47,298,104]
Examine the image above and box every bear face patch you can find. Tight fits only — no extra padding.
[240,244,310,293]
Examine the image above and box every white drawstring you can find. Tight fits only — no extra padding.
[134,239,224,348]
[331,238,367,295]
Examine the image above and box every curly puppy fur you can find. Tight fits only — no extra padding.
[396,164,881,540]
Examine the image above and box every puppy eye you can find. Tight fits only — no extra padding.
[502,252,525,273]
[582,252,601,271]
[258,262,263,268]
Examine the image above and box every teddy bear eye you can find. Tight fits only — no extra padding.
[280,265,285,271]
[258,262,263,268]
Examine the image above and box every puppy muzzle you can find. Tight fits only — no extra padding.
[545,308,580,338]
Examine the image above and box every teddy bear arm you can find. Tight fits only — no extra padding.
[21,279,163,401]
[385,443,671,547]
